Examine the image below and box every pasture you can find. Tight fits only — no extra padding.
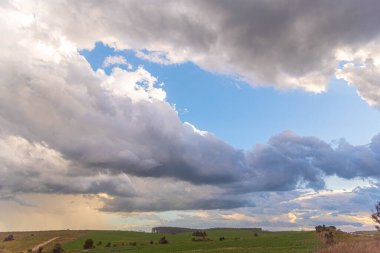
[1,228,379,253]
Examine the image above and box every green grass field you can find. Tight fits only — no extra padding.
[63,229,323,253]
[6,228,378,253]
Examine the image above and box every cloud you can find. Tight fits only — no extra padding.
[13,0,380,106]
[337,61,380,107]
[103,55,132,69]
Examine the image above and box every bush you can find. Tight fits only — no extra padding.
[3,234,14,242]
[83,239,94,249]
[219,237,225,241]
[159,236,168,244]
[105,242,111,247]
[315,225,337,233]
[52,243,64,253]
[97,241,102,246]
[254,233,258,237]
[150,240,154,244]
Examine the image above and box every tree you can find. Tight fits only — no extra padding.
[371,201,380,230]
[192,231,207,237]
[83,239,94,249]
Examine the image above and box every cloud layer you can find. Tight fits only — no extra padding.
[15,0,380,106]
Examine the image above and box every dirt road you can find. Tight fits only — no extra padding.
[31,237,59,252]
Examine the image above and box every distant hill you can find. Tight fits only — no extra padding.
[151,226,262,234]
[151,227,196,234]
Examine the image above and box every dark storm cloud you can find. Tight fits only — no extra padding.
[36,0,380,103]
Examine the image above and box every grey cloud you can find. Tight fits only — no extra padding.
[29,0,380,104]
[244,132,380,190]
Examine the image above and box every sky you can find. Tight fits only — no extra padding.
[1,0,380,232]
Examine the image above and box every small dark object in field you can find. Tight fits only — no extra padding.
[150,240,154,244]
[83,238,94,249]
[113,243,117,247]
[159,236,168,244]
[28,249,32,253]
[52,243,64,253]
[129,242,137,246]
[105,242,111,247]
[38,246,43,253]
[254,233,258,237]
[192,231,207,237]
[219,237,225,241]
[3,234,14,241]
[97,241,102,246]
[121,242,125,246]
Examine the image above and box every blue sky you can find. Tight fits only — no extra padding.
[81,42,380,149]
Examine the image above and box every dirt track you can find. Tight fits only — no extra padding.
[32,237,59,252]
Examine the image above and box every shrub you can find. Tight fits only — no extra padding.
[254,233,258,237]
[52,243,64,253]
[97,241,102,246]
[3,234,14,241]
[315,225,337,233]
[150,240,154,244]
[83,239,94,249]
[219,237,225,241]
[159,236,168,244]
[105,242,111,247]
